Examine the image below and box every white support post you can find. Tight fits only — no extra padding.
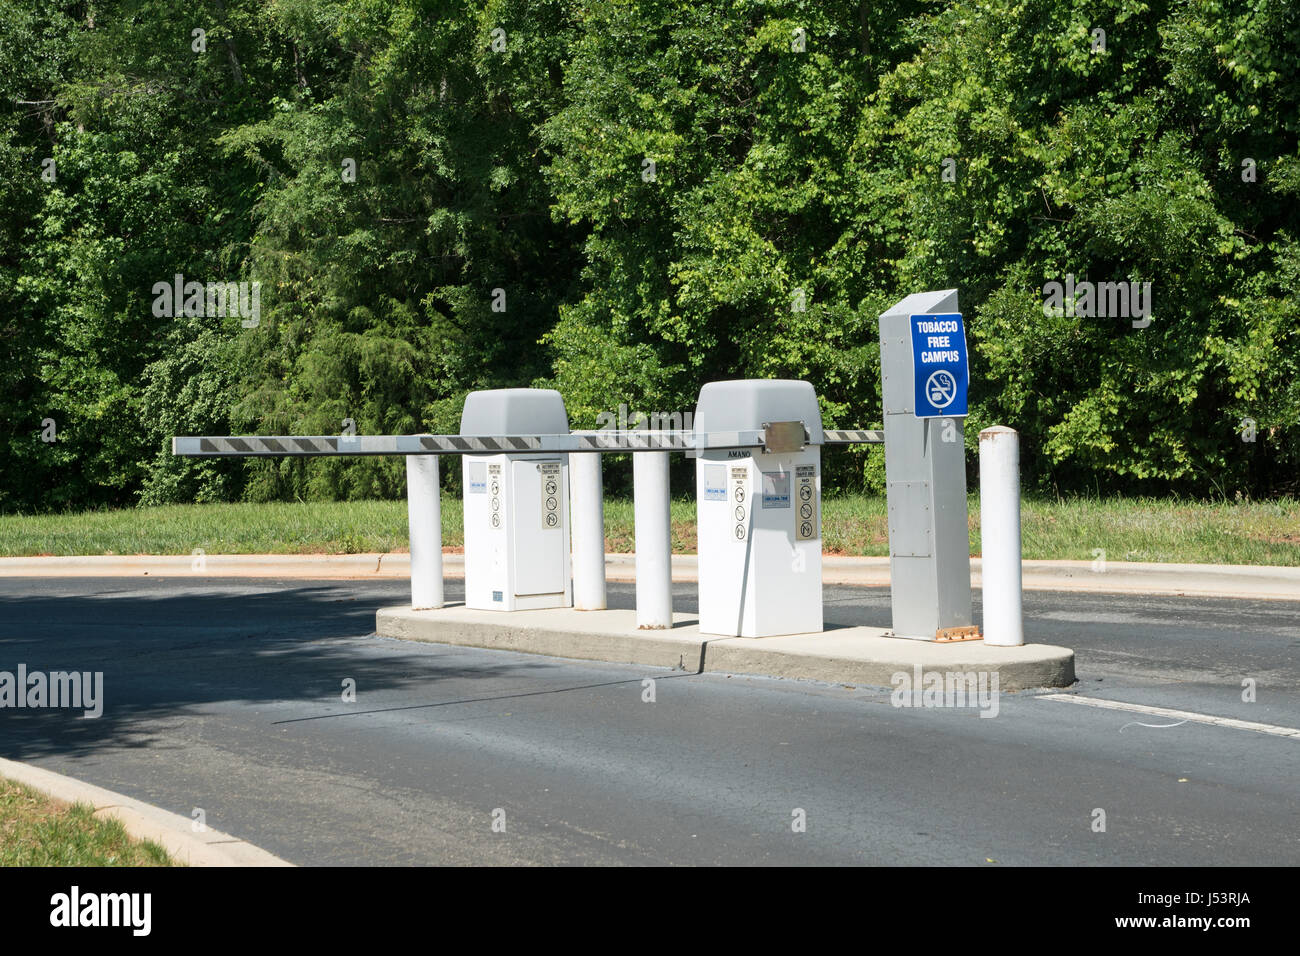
[406,454,445,610]
[979,426,1023,646]
[633,451,673,629]
[570,452,607,610]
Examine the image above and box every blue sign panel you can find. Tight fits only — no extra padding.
[909,313,969,418]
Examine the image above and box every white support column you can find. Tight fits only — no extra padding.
[633,451,673,629]
[979,426,1023,646]
[570,452,607,610]
[406,454,444,610]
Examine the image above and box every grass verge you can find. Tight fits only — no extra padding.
[0,495,1297,566]
[0,778,176,866]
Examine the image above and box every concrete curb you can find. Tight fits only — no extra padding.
[376,605,1076,692]
[0,553,391,578]
[379,606,707,671]
[0,757,293,867]
[1,552,1296,599]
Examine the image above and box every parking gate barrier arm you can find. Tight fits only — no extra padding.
[171,429,882,458]
[171,426,884,624]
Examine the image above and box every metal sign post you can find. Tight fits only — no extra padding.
[879,290,978,641]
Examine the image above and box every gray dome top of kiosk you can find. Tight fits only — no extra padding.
[460,388,570,436]
[693,380,823,445]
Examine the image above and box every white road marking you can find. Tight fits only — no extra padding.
[1035,694,1300,740]
[1119,719,1189,732]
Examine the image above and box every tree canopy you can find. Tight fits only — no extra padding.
[3,0,1297,511]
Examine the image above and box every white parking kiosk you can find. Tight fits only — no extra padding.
[694,380,824,637]
[460,388,573,611]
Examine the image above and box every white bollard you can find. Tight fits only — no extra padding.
[979,426,1023,646]
[570,452,607,610]
[633,452,673,629]
[406,454,445,610]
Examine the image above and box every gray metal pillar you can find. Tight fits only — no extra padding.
[878,289,975,640]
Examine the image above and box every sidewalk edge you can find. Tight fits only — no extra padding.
[0,756,293,867]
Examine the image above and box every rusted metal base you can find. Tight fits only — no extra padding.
[935,625,983,643]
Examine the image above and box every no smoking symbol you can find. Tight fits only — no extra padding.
[925,369,958,409]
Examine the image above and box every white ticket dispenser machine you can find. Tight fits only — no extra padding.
[460,389,573,611]
[694,380,824,637]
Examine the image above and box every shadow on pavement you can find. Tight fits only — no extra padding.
[0,578,553,762]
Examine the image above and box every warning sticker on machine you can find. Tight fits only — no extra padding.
[539,461,561,530]
[488,462,502,529]
[795,464,817,540]
[729,466,749,542]
[761,472,790,509]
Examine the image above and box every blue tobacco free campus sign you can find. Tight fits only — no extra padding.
[909,313,969,418]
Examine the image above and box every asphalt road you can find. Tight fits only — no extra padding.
[0,576,1297,865]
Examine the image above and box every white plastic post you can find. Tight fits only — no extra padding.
[570,452,607,610]
[979,426,1023,646]
[406,454,444,610]
[633,451,673,629]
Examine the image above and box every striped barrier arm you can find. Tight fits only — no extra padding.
[174,435,552,456]
[174,430,760,457]
[171,428,883,458]
[822,429,885,444]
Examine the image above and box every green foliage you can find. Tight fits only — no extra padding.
[1,0,1297,513]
